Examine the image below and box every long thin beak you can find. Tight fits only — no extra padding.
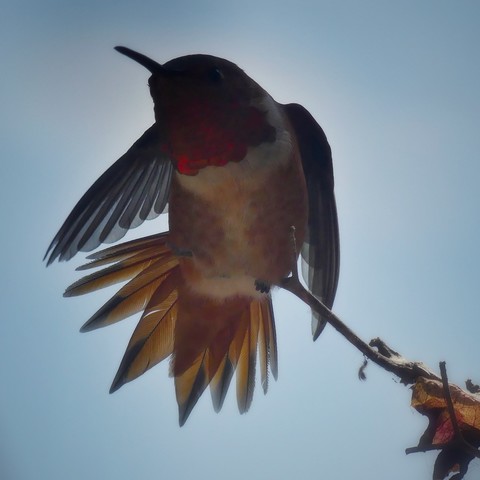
[115,46,166,74]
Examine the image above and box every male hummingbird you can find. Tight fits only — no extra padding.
[45,46,340,425]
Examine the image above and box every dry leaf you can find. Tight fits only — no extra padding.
[411,377,480,479]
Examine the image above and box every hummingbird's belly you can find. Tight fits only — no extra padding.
[169,149,307,300]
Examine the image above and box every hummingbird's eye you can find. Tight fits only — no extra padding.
[208,67,224,83]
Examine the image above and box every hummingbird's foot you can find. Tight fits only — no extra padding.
[254,280,270,294]
[167,242,193,258]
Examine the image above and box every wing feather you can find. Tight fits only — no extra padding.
[284,103,340,340]
[45,125,173,265]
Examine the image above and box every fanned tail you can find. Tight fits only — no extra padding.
[172,286,278,424]
[68,233,278,425]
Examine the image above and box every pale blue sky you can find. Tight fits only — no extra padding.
[2,1,480,479]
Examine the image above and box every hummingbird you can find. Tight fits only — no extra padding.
[45,46,340,425]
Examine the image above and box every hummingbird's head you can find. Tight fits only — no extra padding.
[115,46,276,175]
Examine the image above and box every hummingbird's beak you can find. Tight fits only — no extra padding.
[115,46,167,75]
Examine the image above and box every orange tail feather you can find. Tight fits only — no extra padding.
[68,233,278,424]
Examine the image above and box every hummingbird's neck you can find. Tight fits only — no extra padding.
[174,95,293,200]
[163,93,280,175]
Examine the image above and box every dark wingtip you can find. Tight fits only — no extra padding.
[79,313,104,332]
[109,379,123,394]
[78,297,124,332]
[114,46,164,74]
[178,402,194,427]
[312,317,327,341]
[43,243,56,266]
[79,323,91,333]
[178,412,187,427]
[109,362,130,394]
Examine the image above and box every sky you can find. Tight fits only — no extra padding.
[2,1,480,479]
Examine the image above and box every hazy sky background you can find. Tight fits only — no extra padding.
[2,1,480,479]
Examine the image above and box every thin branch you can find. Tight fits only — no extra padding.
[278,228,480,476]
[406,444,447,455]
[440,361,463,439]
[278,271,438,385]
[275,230,480,480]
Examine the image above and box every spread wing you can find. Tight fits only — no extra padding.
[284,103,340,340]
[45,125,173,265]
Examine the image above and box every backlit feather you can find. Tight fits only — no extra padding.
[110,269,179,392]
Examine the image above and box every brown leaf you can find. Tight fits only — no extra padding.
[412,377,480,438]
[411,377,480,479]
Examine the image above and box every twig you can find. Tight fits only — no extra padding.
[405,444,448,455]
[440,362,463,440]
[278,229,480,476]
[278,271,438,385]
[276,229,480,479]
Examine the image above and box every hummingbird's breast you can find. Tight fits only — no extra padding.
[168,99,308,300]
